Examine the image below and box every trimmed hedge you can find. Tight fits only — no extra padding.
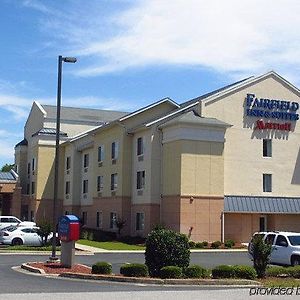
[184,265,209,278]
[120,263,148,277]
[266,266,289,277]
[212,265,235,278]
[233,265,257,280]
[145,229,190,277]
[224,239,235,248]
[189,241,196,249]
[160,266,182,279]
[211,241,222,249]
[202,241,208,247]
[92,262,112,274]
[80,228,116,242]
[212,265,256,279]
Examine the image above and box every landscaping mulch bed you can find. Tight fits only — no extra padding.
[28,262,92,274]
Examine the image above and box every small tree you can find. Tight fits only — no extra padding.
[145,228,190,277]
[1,163,14,172]
[115,218,126,236]
[252,235,272,278]
[37,220,53,246]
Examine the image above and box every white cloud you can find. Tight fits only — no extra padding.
[25,0,300,83]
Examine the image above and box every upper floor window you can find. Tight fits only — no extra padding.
[137,171,145,190]
[27,163,31,175]
[83,153,89,168]
[31,182,35,195]
[97,175,104,192]
[263,174,272,192]
[111,173,118,190]
[83,179,89,194]
[111,141,119,160]
[137,137,144,156]
[65,181,70,195]
[66,156,71,170]
[32,158,35,171]
[98,145,104,162]
[263,139,272,157]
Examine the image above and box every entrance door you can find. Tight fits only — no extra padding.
[259,216,267,231]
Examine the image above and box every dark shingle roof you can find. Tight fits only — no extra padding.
[15,139,28,147]
[0,172,16,182]
[32,128,68,137]
[41,105,128,123]
[180,77,253,108]
[225,195,300,213]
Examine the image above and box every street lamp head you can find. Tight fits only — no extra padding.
[63,57,77,63]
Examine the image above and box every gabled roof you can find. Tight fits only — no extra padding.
[119,97,179,122]
[159,110,231,128]
[41,104,128,123]
[15,139,28,148]
[180,76,253,108]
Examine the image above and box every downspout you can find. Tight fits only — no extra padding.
[221,211,225,243]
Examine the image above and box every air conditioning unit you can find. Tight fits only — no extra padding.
[138,155,144,162]
[66,194,69,199]
[137,190,143,196]
[83,194,87,199]
[84,167,88,173]
[112,159,117,165]
[98,161,103,167]
[111,191,116,196]
[32,171,35,175]
[66,170,70,175]
[97,192,102,197]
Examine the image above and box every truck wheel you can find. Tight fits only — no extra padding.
[292,256,300,266]
[12,238,23,246]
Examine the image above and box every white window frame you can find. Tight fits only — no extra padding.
[111,141,119,160]
[83,179,89,194]
[97,175,104,191]
[137,170,145,190]
[98,145,104,162]
[137,137,144,156]
[111,173,118,191]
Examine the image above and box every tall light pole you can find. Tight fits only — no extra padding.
[50,55,77,261]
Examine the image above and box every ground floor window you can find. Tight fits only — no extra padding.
[110,212,117,229]
[136,212,145,231]
[82,211,87,225]
[259,216,267,231]
[96,211,103,228]
[263,174,272,192]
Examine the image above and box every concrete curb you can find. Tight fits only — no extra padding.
[20,262,260,287]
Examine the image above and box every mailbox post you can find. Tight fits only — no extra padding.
[58,215,80,268]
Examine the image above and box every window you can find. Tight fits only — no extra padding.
[111,173,118,190]
[65,181,70,195]
[27,163,31,175]
[265,234,275,245]
[275,235,288,247]
[137,137,144,156]
[32,158,35,171]
[82,211,87,225]
[263,174,272,192]
[83,153,89,168]
[96,211,102,228]
[66,156,71,170]
[111,141,119,160]
[137,171,145,190]
[263,139,272,157]
[110,212,117,229]
[83,179,89,194]
[26,183,30,195]
[31,182,35,195]
[97,176,104,191]
[30,210,34,222]
[136,212,145,231]
[98,146,104,162]
[15,164,18,173]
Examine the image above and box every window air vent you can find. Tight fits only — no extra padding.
[138,155,144,162]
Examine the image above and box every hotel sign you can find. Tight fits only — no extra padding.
[245,93,299,131]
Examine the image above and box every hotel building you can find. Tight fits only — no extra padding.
[13,71,300,242]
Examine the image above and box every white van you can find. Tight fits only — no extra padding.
[0,216,36,230]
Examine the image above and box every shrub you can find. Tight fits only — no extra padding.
[36,219,53,246]
[120,263,148,277]
[233,265,256,280]
[81,230,89,240]
[88,231,94,241]
[80,228,116,242]
[224,239,235,248]
[145,228,190,277]
[211,241,222,249]
[212,265,235,278]
[252,235,272,278]
[160,266,182,279]
[195,242,204,249]
[118,235,145,245]
[266,266,290,277]
[92,262,112,274]
[288,266,300,278]
[202,241,208,247]
[189,241,196,249]
[184,265,209,278]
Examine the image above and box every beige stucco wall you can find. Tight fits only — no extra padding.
[14,145,28,193]
[202,74,300,197]
[24,102,45,141]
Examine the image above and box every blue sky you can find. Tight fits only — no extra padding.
[0,0,300,167]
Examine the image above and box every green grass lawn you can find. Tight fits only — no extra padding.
[77,239,145,250]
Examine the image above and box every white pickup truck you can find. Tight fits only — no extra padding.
[248,231,300,266]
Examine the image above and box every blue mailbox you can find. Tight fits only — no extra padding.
[58,215,80,242]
